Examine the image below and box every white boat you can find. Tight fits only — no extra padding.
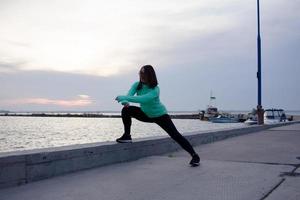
[211,114,239,123]
[244,109,258,125]
[199,91,219,120]
[244,118,257,125]
[264,109,287,124]
[204,106,219,118]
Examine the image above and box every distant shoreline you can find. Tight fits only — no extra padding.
[1,113,121,118]
[1,112,300,121]
[0,113,201,119]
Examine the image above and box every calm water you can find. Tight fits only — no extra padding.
[1,116,247,153]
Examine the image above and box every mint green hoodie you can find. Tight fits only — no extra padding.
[117,82,168,118]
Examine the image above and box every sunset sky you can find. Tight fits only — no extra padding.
[0,0,299,111]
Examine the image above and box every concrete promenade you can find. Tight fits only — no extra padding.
[0,123,299,200]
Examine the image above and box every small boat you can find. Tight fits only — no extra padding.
[211,114,239,123]
[244,118,257,125]
[264,108,287,124]
[244,109,258,125]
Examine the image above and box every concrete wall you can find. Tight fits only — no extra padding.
[0,122,298,189]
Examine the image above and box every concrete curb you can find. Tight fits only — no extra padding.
[0,121,299,189]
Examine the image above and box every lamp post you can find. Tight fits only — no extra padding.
[256,0,264,124]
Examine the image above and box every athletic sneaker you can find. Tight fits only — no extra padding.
[116,134,132,143]
[189,154,200,167]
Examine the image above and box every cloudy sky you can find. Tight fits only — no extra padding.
[0,0,299,112]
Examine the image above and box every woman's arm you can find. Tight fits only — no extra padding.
[117,87,159,104]
[127,82,139,96]
[116,82,138,105]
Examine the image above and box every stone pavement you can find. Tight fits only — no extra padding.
[0,123,299,200]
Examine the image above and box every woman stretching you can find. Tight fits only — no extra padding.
[115,65,200,167]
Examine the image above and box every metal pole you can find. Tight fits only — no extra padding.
[257,0,264,124]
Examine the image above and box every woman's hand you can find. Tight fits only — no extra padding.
[115,96,129,107]
[115,95,127,103]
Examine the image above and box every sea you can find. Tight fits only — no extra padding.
[0,111,299,153]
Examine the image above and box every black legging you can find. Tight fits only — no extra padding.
[122,106,196,156]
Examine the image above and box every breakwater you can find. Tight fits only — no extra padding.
[0,113,200,119]
[2,112,298,121]
[0,121,298,189]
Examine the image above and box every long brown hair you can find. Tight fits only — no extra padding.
[137,65,158,90]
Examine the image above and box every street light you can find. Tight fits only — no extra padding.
[256,0,264,124]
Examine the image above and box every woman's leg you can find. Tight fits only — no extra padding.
[154,114,197,156]
[121,106,154,136]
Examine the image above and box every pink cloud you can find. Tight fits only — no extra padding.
[4,95,93,107]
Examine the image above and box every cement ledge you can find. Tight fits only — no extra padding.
[0,121,299,189]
